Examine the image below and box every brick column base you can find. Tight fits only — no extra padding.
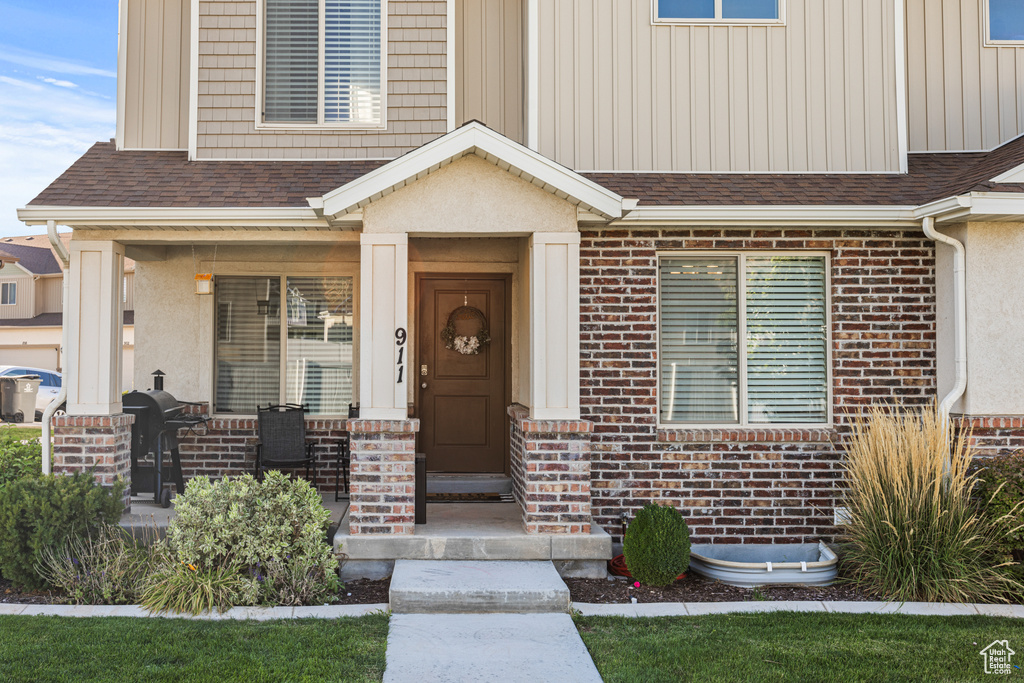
[53,414,134,507]
[346,419,419,535]
[508,405,592,534]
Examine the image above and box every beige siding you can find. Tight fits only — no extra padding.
[121,0,191,150]
[906,0,1024,152]
[455,0,524,143]
[0,275,35,320]
[196,0,448,159]
[536,0,901,172]
[37,277,63,315]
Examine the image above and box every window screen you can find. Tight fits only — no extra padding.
[264,0,319,123]
[990,0,1024,41]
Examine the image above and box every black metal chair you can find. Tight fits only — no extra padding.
[255,404,316,484]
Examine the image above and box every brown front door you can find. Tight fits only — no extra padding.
[417,275,509,473]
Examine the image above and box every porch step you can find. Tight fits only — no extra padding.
[389,560,571,614]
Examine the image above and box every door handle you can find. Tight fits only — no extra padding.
[420,364,428,376]
[421,382,427,389]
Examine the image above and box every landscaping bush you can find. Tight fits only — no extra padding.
[35,524,160,605]
[0,426,42,490]
[0,472,125,589]
[973,450,1024,590]
[140,561,253,615]
[622,503,691,586]
[841,405,1023,603]
[161,471,339,609]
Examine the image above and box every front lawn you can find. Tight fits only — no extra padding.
[576,612,1024,682]
[0,614,389,682]
[1,426,41,442]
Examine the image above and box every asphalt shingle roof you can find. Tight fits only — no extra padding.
[27,136,1024,210]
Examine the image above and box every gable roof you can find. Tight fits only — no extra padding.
[317,122,625,220]
[23,130,1024,213]
[0,239,61,275]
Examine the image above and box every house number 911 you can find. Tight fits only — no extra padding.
[395,328,407,384]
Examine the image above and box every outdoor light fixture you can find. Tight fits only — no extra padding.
[195,273,213,295]
[256,299,270,316]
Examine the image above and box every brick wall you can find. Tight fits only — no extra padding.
[53,414,135,506]
[508,405,592,534]
[175,409,349,494]
[346,419,418,535]
[580,226,937,544]
[957,416,1024,458]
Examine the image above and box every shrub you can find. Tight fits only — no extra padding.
[0,472,125,589]
[163,471,339,608]
[0,426,42,490]
[622,503,691,586]
[973,450,1024,588]
[140,561,252,615]
[841,405,1023,603]
[35,524,160,605]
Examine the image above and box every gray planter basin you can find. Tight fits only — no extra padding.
[689,542,838,588]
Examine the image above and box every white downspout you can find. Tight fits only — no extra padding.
[42,220,70,475]
[922,216,967,418]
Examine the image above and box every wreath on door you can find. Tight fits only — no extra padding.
[441,306,491,355]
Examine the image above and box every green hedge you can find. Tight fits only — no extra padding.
[0,473,125,589]
[623,503,691,587]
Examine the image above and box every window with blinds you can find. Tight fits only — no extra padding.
[215,275,355,416]
[263,0,384,126]
[659,254,829,426]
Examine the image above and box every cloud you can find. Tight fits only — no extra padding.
[40,77,78,89]
[0,75,115,237]
[0,45,116,79]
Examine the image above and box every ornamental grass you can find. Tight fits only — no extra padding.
[841,404,1022,603]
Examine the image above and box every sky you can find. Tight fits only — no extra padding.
[0,1,118,238]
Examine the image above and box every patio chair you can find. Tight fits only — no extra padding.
[255,404,316,484]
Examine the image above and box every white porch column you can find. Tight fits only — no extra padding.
[67,240,125,415]
[529,232,581,420]
[359,233,409,420]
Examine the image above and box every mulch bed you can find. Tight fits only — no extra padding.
[336,578,390,605]
[0,578,64,605]
[566,572,875,604]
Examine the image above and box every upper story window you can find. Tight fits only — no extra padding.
[655,0,781,23]
[988,0,1024,43]
[659,254,829,426]
[0,283,16,306]
[262,0,385,128]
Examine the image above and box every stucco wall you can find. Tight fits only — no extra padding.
[363,155,578,235]
[938,222,1024,415]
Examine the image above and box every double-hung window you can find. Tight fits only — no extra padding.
[655,0,781,22]
[214,276,355,415]
[987,0,1024,43]
[0,282,16,305]
[262,0,385,127]
[659,254,829,426]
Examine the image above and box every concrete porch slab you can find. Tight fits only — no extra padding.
[389,560,570,614]
[333,503,612,580]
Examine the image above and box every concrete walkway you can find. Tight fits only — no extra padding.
[383,613,603,683]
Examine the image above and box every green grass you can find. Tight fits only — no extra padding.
[576,612,1024,682]
[0,614,389,682]
[2,426,42,442]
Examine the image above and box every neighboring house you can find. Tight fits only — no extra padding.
[16,0,1024,560]
[0,234,135,394]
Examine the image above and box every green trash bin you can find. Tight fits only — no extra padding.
[0,375,41,423]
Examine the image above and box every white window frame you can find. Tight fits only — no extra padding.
[652,0,786,25]
[984,0,1024,46]
[255,0,389,130]
[212,271,359,417]
[656,251,833,430]
[0,282,16,306]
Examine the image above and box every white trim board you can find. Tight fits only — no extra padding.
[318,122,625,220]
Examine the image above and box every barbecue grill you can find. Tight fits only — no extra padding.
[123,390,207,507]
